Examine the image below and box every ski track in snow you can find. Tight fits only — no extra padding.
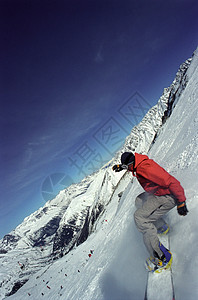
[2,48,198,300]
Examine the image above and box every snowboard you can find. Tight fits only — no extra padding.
[144,233,175,300]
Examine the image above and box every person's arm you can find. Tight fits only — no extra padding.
[138,160,188,216]
[112,164,128,172]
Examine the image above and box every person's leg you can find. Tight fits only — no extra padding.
[135,193,167,230]
[134,194,176,258]
[135,192,148,208]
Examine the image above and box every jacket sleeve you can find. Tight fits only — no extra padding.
[137,159,186,203]
[167,176,186,203]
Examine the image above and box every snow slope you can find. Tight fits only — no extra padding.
[2,48,198,299]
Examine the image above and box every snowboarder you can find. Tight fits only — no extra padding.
[112,152,188,271]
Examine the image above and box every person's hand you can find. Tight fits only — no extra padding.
[177,202,188,216]
[112,164,123,172]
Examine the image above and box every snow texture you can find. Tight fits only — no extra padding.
[0,47,198,299]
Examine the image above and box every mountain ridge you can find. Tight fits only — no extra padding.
[0,49,196,299]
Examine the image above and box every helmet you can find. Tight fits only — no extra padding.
[121,152,135,165]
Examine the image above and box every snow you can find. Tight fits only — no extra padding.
[2,48,198,299]
[149,48,198,300]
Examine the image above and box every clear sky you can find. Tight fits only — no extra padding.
[0,0,198,238]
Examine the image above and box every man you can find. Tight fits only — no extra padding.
[112,152,188,271]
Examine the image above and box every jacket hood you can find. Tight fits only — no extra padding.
[134,153,149,169]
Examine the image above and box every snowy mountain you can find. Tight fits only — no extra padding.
[0,48,198,300]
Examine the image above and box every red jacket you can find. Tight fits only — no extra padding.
[128,153,186,203]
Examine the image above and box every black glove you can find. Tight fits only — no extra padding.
[177,202,188,216]
[112,164,124,172]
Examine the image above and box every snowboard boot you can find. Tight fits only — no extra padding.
[157,224,170,235]
[145,242,172,273]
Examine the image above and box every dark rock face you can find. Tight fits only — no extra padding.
[0,249,8,254]
[52,203,106,255]
[76,213,90,246]
[0,234,21,253]
[2,234,21,245]
[35,207,49,219]
[90,203,104,226]
[32,217,61,247]
[53,224,78,253]
[162,58,192,124]
[6,279,28,296]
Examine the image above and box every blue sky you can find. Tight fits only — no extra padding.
[0,0,198,238]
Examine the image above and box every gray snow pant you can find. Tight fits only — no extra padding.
[134,192,176,258]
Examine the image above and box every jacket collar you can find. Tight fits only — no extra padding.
[128,153,149,176]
